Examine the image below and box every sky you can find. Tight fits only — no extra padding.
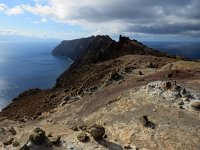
[0,0,200,41]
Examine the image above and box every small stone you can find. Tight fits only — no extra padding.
[90,125,105,140]
[172,85,181,92]
[183,97,190,102]
[19,144,30,150]
[60,101,67,106]
[178,105,184,109]
[166,73,173,78]
[124,145,131,149]
[138,71,143,75]
[36,112,42,116]
[63,96,71,101]
[77,133,89,142]
[103,134,108,138]
[9,127,16,135]
[78,125,87,131]
[51,135,61,146]
[12,140,20,147]
[162,81,171,90]
[47,133,53,137]
[0,127,6,134]
[49,93,56,98]
[177,101,184,105]
[3,137,14,146]
[189,101,200,111]
[180,88,187,97]
[139,116,148,126]
[152,109,156,112]
[71,126,79,131]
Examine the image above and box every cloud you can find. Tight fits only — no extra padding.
[0,28,49,39]
[6,6,24,15]
[0,29,32,36]
[0,3,7,11]
[0,0,200,38]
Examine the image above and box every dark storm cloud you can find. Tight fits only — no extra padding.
[66,0,200,37]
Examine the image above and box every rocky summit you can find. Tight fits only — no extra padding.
[0,35,200,150]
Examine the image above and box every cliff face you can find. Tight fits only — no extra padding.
[52,36,95,60]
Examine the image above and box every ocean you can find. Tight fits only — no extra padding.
[0,41,72,110]
[0,41,199,110]
[144,42,200,60]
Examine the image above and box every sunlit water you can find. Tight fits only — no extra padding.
[0,41,71,110]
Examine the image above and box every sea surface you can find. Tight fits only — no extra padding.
[0,41,200,110]
[144,42,200,60]
[0,41,72,110]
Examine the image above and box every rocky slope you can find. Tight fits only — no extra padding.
[0,35,200,150]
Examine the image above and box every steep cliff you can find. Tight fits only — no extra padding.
[52,36,95,60]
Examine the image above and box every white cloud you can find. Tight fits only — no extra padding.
[0,28,48,39]
[0,29,31,36]
[0,3,7,11]
[6,5,24,15]
[21,4,52,16]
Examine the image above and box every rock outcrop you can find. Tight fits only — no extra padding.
[52,36,95,60]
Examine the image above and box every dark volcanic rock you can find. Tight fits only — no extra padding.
[29,128,46,145]
[90,124,105,140]
[52,36,95,60]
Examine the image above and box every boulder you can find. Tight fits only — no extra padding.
[90,125,105,140]
[29,128,46,145]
